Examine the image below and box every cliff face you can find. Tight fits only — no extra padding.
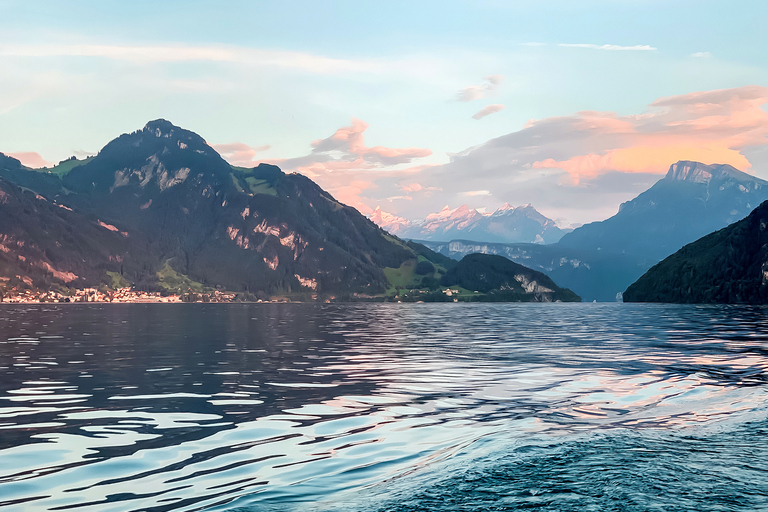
[624,200,768,304]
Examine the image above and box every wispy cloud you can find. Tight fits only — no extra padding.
[472,104,505,120]
[559,43,657,51]
[690,51,712,58]
[0,44,377,74]
[456,75,504,102]
[264,118,433,213]
[213,142,271,167]
[399,182,442,193]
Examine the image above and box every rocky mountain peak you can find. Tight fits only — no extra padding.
[665,161,715,183]
[664,160,760,185]
[143,119,177,137]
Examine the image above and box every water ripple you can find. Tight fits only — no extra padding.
[0,303,767,510]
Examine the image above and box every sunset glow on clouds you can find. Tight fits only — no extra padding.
[263,118,434,213]
[530,86,768,184]
[212,142,271,167]
[263,86,768,224]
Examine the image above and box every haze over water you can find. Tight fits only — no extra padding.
[1,303,768,511]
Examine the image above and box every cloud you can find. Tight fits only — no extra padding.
[519,85,768,183]
[263,118,433,213]
[690,51,712,58]
[463,190,492,196]
[399,182,442,194]
[472,104,506,120]
[213,142,271,167]
[397,85,768,223]
[8,151,52,168]
[456,75,504,102]
[0,44,378,74]
[559,43,657,51]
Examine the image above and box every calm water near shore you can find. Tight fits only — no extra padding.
[1,303,768,511]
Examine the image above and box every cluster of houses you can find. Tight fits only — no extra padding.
[0,287,238,304]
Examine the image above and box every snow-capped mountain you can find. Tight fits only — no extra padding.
[370,203,570,244]
[369,207,413,236]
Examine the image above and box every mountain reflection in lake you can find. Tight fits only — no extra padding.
[1,303,768,511]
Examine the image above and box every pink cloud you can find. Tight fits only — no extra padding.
[472,104,506,120]
[8,152,53,168]
[263,118,433,213]
[308,118,431,165]
[213,142,271,167]
[401,183,423,192]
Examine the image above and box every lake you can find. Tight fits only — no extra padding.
[1,303,768,511]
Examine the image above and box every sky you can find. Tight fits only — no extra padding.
[1,0,767,226]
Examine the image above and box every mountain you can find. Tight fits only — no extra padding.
[558,161,768,261]
[370,203,569,244]
[0,120,447,298]
[369,207,413,236]
[624,200,768,304]
[0,120,581,301]
[441,253,580,302]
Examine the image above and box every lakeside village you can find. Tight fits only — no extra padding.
[0,286,238,304]
[0,285,466,304]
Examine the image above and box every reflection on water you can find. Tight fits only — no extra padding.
[0,303,767,511]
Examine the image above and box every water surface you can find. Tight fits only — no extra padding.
[1,303,768,511]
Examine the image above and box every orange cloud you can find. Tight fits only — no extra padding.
[310,118,431,165]
[531,85,768,183]
[213,142,271,167]
[263,118,433,212]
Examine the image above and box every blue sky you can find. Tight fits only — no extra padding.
[1,0,767,224]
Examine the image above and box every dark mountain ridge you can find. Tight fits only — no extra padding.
[624,199,768,304]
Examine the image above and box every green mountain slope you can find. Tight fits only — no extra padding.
[624,200,768,304]
[441,254,580,302]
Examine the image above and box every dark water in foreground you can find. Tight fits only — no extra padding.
[1,303,768,511]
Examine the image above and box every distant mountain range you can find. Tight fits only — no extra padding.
[624,199,768,304]
[0,120,579,302]
[370,203,570,244]
[422,161,768,301]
